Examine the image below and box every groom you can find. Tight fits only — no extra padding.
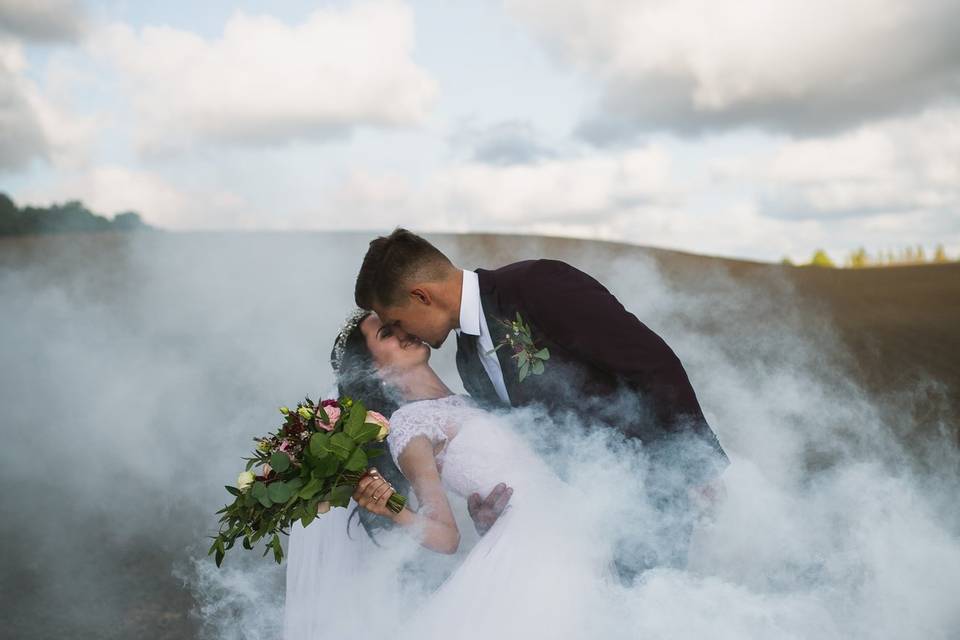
[354,228,729,575]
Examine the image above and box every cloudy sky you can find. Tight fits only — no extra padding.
[2,0,958,262]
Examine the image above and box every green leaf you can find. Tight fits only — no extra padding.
[301,509,316,528]
[329,432,355,461]
[268,482,293,503]
[344,402,367,438]
[519,361,530,381]
[309,432,330,458]
[344,447,368,472]
[272,534,283,563]
[224,485,242,497]
[531,359,545,375]
[252,481,272,508]
[298,477,322,499]
[311,454,339,477]
[269,452,291,473]
[316,404,330,426]
[535,348,550,360]
[352,422,381,444]
[286,477,304,491]
[517,350,529,365]
[326,484,354,503]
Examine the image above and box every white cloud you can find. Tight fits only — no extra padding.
[89,0,438,154]
[504,0,960,139]
[0,39,93,171]
[714,107,960,219]
[312,146,678,231]
[0,41,46,170]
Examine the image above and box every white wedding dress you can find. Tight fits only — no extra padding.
[285,393,622,640]
[385,394,616,640]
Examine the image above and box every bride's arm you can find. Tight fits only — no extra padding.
[354,436,460,554]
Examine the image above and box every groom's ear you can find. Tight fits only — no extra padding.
[409,287,431,305]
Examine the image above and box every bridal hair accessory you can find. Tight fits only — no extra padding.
[487,311,550,382]
[331,308,370,373]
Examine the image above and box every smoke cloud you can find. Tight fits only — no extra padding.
[0,231,956,639]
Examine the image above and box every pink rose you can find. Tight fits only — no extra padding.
[317,405,340,430]
[365,410,390,442]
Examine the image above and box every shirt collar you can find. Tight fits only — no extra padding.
[457,269,481,337]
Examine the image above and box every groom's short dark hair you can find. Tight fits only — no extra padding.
[355,228,453,308]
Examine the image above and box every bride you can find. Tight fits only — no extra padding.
[284,308,627,640]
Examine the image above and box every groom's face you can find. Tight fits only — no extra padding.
[373,298,451,350]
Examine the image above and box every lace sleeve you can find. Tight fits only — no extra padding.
[386,402,449,467]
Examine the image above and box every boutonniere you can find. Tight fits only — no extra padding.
[486,312,550,382]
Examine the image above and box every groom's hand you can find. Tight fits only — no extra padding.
[468,483,513,536]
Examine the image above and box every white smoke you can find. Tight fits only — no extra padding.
[0,231,956,639]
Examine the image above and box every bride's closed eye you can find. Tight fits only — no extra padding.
[377,326,393,339]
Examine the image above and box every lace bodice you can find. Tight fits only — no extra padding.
[387,394,559,503]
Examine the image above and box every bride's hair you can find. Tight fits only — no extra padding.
[330,311,411,544]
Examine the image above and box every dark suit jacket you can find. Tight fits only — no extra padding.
[455,259,728,489]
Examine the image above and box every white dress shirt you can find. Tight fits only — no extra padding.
[455,269,511,405]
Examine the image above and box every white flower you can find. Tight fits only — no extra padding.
[237,471,255,492]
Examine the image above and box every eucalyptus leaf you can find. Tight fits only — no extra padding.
[269,452,291,473]
[268,482,292,503]
[532,359,545,375]
[535,348,550,360]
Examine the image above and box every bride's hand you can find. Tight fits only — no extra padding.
[353,468,398,519]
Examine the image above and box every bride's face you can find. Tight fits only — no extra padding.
[359,313,430,374]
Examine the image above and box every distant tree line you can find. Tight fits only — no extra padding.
[0,192,156,235]
[781,245,957,268]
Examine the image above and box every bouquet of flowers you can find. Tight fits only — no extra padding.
[208,395,406,566]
